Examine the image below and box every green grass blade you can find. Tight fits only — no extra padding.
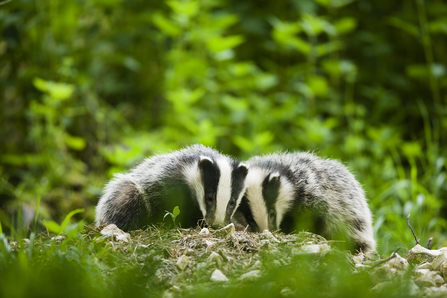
[59,209,84,235]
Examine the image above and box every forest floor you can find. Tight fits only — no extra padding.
[1,223,446,298]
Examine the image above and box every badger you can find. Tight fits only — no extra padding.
[233,152,376,253]
[95,144,248,231]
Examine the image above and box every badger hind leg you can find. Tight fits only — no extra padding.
[97,180,149,231]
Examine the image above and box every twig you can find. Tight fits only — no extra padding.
[427,237,433,249]
[371,247,402,269]
[0,0,12,5]
[407,214,419,245]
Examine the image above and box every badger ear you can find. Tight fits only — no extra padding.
[198,156,214,173]
[268,172,281,185]
[236,163,249,178]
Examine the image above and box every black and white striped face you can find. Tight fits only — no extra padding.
[241,168,294,231]
[186,156,248,228]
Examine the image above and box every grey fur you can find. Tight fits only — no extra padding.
[238,152,376,253]
[95,144,248,231]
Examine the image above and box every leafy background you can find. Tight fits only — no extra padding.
[1,0,446,254]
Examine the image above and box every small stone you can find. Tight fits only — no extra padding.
[239,270,261,281]
[205,240,215,248]
[100,224,130,243]
[424,286,447,297]
[440,260,447,278]
[406,244,442,263]
[414,269,430,278]
[262,230,280,243]
[352,253,365,265]
[404,280,420,296]
[371,281,395,293]
[416,262,432,270]
[386,253,408,270]
[371,264,403,284]
[162,286,181,298]
[210,269,229,282]
[414,271,444,288]
[366,251,381,262]
[294,244,330,255]
[280,287,295,297]
[354,263,369,270]
[214,224,235,238]
[252,260,262,269]
[176,255,190,271]
[207,252,223,266]
[432,253,447,271]
[199,228,210,235]
[51,235,67,242]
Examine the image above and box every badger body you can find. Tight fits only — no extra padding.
[96,145,248,231]
[236,152,376,253]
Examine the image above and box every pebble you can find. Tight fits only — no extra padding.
[416,262,432,270]
[414,271,444,288]
[199,228,210,235]
[176,255,190,271]
[440,261,447,278]
[214,224,235,238]
[432,253,447,271]
[407,244,442,263]
[210,269,229,282]
[423,285,447,298]
[207,252,223,266]
[239,270,261,281]
[370,281,395,293]
[262,230,280,243]
[293,244,330,255]
[386,253,408,270]
[100,224,130,243]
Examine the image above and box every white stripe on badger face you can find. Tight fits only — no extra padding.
[184,163,206,217]
[245,167,269,231]
[275,176,295,229]
[213,157,232,226]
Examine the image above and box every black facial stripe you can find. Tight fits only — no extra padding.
[226,162,248,222]
[199,157,220,223]
[262,173,280,211]
[237,196,259,232]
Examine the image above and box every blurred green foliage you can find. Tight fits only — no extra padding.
[1,0,447,254]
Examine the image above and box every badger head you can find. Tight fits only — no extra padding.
[191,156,248,228]
[240,169,295,232]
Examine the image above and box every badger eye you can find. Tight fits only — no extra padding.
[207,194,214,202]
[229,200,235,207]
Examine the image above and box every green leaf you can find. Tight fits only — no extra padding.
[64,133,86,150]
[166,0,199,18]
[233,136,254,153]
[33,78,75,100]
[44,221,62,234]
[59,209,85,235]
[307,76,328,97]
[206,35,245,53]
[173,206,180,218]
[301,14,326,36]
[388,17,419,37]
[333,17,357,35]
[153,13,181,37]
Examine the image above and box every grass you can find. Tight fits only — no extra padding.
[0,223,425,298]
